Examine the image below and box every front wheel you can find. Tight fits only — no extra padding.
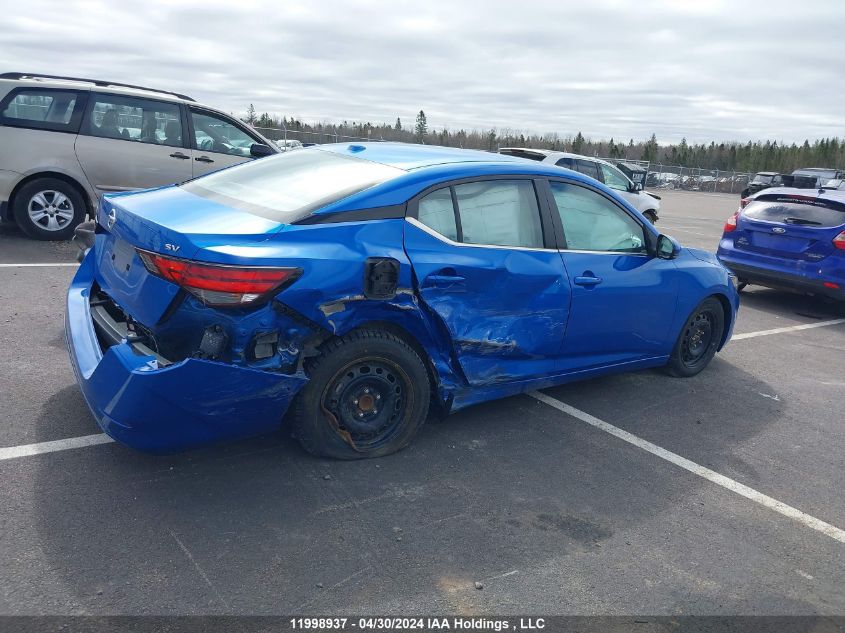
[293,329,430,459]
[643,210,658,224]
[665,297,725,377]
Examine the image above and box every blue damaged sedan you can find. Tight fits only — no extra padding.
[66,143,738,458]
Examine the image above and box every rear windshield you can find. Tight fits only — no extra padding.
[181,150,405,222]
[751,174,773,184]
[744,197,845,228]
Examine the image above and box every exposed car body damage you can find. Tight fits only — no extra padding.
[66,143,738,454]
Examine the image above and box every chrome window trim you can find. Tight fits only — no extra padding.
[406,217,557,253]
[407,217,648,256]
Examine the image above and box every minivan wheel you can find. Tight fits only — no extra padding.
[293,329,430,459]
[665,297,725,378]
[13,178,86,241]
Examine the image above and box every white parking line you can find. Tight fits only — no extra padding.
[0,434,113,461]
[732,319,845,340]
[0,262,78,267]
[528,391,845,544]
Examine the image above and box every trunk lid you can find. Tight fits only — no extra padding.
[94,186,285,325]
[734,193,845,261]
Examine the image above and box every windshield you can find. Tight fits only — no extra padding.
[792,169,837,179]
[744,197,845,228]
[181,150,405,222]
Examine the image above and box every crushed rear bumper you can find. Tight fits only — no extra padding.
[65,251,308,453]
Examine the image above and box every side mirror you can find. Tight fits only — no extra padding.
[656,234,680,259]
[250,143,274,158]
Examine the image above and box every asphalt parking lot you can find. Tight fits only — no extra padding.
[0,190,843,616]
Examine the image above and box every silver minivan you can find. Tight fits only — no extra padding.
[0,72,278,240]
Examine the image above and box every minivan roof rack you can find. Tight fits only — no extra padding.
[0,72,195,102]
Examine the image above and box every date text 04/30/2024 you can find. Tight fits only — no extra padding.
[288,617,547,630]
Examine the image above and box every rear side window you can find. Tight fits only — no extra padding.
[182,149,404,222]
[0,88,81,131]
[574,159,600,181]
[555,157,574,169]
[85,94,183,147]
[454,180,543,248]
[744,199,845,228]
[418,188,458,241]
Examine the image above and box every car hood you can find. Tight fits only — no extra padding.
[685,247,722,267]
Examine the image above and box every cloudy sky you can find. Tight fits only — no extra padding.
[2,0,842,144]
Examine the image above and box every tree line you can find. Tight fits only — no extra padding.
[244,105,845,174]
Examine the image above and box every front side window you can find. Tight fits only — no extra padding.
[453,180,543,248]
[599,163,631,192]
[418,188,458,241]
[181,149,404,222]
[550,182,646,253]
[191,111,257,157]
[1,89,79,130]
[86,95,182,147]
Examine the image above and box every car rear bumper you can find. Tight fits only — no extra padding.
[65,251,308,453]
[717,255,845,300]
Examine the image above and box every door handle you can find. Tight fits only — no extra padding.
[574,275,603,287]
[195,156,214,163]
[425,274,466,288]
[169,152,190,160]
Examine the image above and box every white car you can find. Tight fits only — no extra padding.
[275,138,304,151]
[499,148,661,223]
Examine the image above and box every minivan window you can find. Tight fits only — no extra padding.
[191,111,257,157]
[453,180,543,248]
[744,198,845,228]
[86,95,183,147]
[181,149,405,222]
[550,182,646,253]
[1,89,79,131]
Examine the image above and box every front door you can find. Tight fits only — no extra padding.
[187,109,260,177]
[404,179,571,385]
[74,93,192,193]
[546,180,679,370]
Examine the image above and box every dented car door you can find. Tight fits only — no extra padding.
[404,178,571,386]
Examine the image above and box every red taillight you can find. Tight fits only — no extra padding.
[823,281,840,289]
[723,211,739,233]
[137,250,300,306]
[833,230,845,250]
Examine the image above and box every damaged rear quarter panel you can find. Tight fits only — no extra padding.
[271,219,465,398]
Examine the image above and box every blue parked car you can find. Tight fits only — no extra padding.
[717,188,845,301]
[66,143,738,458]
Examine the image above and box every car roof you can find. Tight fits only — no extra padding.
[752,186,845,203]
[318,142,530,170]
[500,147,616,167]
[0,73,194,105]
[755,171,779,176]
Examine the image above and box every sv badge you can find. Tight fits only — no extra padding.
[164,243,181,252]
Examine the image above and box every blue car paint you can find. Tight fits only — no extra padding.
[66,143,739,453]
[716,187,845,300]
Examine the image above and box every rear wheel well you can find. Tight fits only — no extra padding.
[9,172,93,219]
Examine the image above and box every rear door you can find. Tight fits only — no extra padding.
[404,178,571,385]
[74,93,192,193]
[546,179,679,369]
[736,194,845,265]
[187,108,266,177]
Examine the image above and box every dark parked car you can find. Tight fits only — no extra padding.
[782,168,845,190]
[741,172,783,198]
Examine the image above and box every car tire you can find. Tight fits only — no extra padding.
[13,178,86,241]
[293,329,430,460]
[665,297,725,378]
[643,210,658,224]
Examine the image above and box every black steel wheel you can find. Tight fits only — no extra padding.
[293,329,430,459]
[666,297,725,377]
